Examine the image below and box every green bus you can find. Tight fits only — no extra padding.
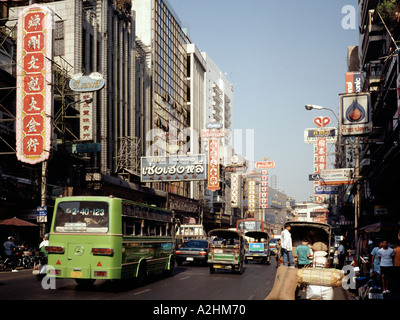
[46,195,175,286]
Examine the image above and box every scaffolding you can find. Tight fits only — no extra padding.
[115,135,141,177]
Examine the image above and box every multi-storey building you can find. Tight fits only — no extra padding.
[335,0,400,243]
[132,0,190,198]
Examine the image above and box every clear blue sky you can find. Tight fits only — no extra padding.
[169,0,358,202]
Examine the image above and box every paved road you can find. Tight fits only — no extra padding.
[0,259,353,301]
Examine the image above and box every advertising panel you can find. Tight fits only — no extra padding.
[207,139,220,191]
[345,71,362,93]
[247,179,256,214]
[320,168,354,185]
[231,173,239,208]
[16,5,54,164]
[339,93,371,136]
[141,154,206,182]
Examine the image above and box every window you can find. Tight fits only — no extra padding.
[54,20,65,56]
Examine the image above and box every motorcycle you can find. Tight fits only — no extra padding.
[32,255,48,281]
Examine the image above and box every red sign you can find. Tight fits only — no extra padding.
[207,139,220,191]
[313,116,331,128]
[255,161,276,169]
[16,5,53,164]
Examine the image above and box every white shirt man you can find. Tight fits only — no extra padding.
[281,225,294,266]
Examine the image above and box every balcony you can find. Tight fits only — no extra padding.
[359,0,379,28]
[360,10,386,68]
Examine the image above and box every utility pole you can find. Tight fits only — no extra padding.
[39,160,48,238]
[354,136,360,260]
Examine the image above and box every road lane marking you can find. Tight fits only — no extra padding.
[247,294,255,300]
[179,276,191,280]
[134,289,152,295]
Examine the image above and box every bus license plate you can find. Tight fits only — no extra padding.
[71,271,82,278]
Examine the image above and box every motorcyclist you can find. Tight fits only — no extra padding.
[3,236,23,272]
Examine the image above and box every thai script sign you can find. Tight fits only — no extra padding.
[207,139,220,191]
[320,168,355,185]
[69,72,105,92]
[16,5,54,164]
[255,161,275,169]
[141,154,206,182]
[304,127,337,144]
[339,93,371,136]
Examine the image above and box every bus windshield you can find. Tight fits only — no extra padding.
[54,201,109,233]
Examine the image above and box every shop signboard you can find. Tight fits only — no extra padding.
[339,93,371,136]
[141,154,206,182]
[16,5,54,164]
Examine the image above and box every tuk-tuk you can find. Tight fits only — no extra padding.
[244,231,271,264]
[208,229,245,274]
[284,221,333,267]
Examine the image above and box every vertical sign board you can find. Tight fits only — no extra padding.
[16,5,54,164]
[247,179,256,215]
[231,173,239,208]
[396,73,400,129]
[345,72,362,94]
[80,93,93,140]
[207,139,220,191]
[259,170,268,209]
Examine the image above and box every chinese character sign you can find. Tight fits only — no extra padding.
[259,169,268,209]
[248,179,256,214]
[16,5,54,164]
[207,139,220,191]
[231,173,239,208]
[80,93,93,141]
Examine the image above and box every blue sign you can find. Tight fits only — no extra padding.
[36,206,47,216]
[249,243,264,252]
[72,143,101,153]
[315,185,339,195]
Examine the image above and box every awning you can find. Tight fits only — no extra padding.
[0,217,38,227]
[358,221,399,233]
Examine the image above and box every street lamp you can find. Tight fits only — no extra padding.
[305,103,360,258]
[305,104,339,122]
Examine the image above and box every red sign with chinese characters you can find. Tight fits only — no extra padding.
[16,5,53,164]
[207,139,220,191]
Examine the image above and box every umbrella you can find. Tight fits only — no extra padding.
[0,217,38,227]
[358,221,398,233]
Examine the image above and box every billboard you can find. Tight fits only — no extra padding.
[319,168,354,185]
[141,154,206,182]
[207,139,220,191]
[304,127,337,144]
[16,5,54,164]
[339,93,371,136]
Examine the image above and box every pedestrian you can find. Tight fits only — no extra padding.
[3,236,23,272]
[295,239,311,269]
[370,240,383,274]
[275,239,282,267]
[392,242,400,291]
[337,240,346,270]
[281,224,294,267]
[39,233,49,258]
[378,240,394,294]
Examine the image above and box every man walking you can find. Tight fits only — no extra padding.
[378,240,394,294]
[281,225,294,267]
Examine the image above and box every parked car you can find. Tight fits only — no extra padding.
[175,239,209,266]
